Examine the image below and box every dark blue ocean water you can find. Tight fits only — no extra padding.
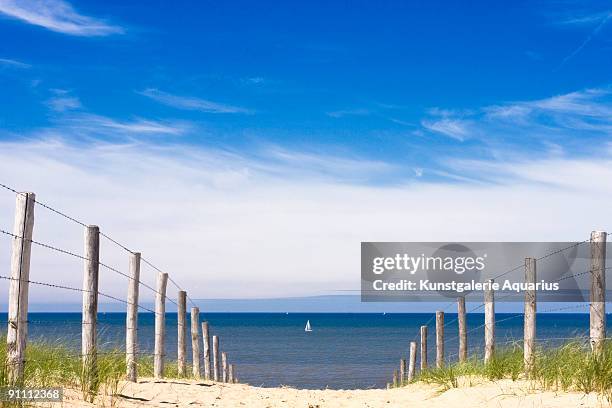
[1,313,607,389]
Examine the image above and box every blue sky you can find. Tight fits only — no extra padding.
[0,1,612,306]
[1,0,611,182]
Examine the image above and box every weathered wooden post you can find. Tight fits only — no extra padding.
[392,369,398,388]
[154,272,168,379]
[221,351,228,383]
[407,341,417,381]
[457,296,467,363]
[590,231,607,354]
[126,251,141,382]
[82,225,100,399]
[436,311,444,368]
[191,307,202,378]
[6,192,35,385]
[484,279,495,364]
[177,291,187,377]
[228,364,235,384]
[202,321,211,380]
[524,257,536,374]
[212,335,220,381]
[420,325,428,370]
[399,358,406,384]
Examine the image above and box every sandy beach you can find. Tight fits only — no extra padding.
[40,378,607,408]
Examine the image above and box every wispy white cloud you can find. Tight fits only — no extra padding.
[0,0,124,36]
[0,138,611,301]
[257,146,396,182]
[139,88,253,114]
[556,10,612,68]
[530,88,612,116]
[326,108,372,118]
[557,10,612,26]
[37,90,187,135]
[421,87,612,147]
[421,118,471,141]
[32,113,190,139]
[46,96,81,112]
[387,117,414,126]
[0,57,30,68]
[241,77,266,85]
[484,88,612,135]
[45,89,81,112]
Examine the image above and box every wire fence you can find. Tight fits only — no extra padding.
[391,233,611,386]
[0,182,188,308]
[1,181,609,389]
[0,182,236,385]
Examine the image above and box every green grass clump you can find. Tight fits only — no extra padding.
[0,336,189,407]
[532,341,612,402]
[417,364,459,390]
[405,340,612,404]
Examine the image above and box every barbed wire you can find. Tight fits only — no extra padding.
[410,301,455,343]
[0,182,88,227]
[0,274,156,314]
[0,182,185,308]
[443,303,591,347]
[451,264,612,321]
[463,239,594,314]
[141,256,196,308]
[99,230,133,254]
[0,227,178,307]
[420,239,598,334]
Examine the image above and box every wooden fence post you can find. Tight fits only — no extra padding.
[457,296,467,363]
[590,231,607,354]
[126,251,140,382]
[399,358,406,384]
[212,335,220,381]
[407,341,417,381]
[228,364,234,384]
[221,351,228,383]
[191,307,202,378]
[420,325,428,370]
[177,291,187,377]
[436,311,444,368]
[524,257,536,374]
[484,279,495,364]
[82,225,100,400]
[154,272,168,379]
[6,192,35,385]
[202,321,211,380]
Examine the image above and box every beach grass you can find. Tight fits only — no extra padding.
[411,339,612,403]
[2,336,611,406]
[0,336,189,407]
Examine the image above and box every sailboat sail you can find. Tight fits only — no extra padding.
[304,320,312,332]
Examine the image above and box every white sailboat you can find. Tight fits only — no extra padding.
[304,320,312,332]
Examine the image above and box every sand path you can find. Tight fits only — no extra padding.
[40,378,606,407]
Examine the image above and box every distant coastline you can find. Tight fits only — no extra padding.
[0,295,599,313]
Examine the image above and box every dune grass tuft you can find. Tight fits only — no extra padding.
[0,336,189,407]
[405,339,612,403]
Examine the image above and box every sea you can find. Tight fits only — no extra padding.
[1,312,608,389]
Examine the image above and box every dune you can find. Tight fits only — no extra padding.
[38,377,607,407]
